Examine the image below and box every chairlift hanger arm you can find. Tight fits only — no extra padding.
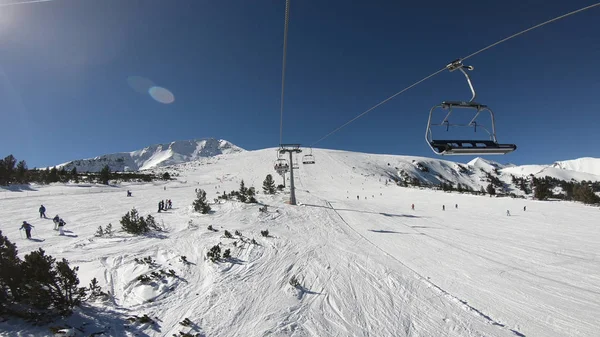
[446,59,476,103]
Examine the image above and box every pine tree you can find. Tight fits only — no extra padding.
[71,167,78,183]
[533,180,551,200]
[0,155,17,185]
[21,249,87,315]
[247,187,257,203]
[48,167,59,183]
[238,180,247,203]
[573,184,600,204]
[0,231,24,309]
[263,174,276,194]
[15,160,28,184]
[486,183,496,195]
[99,165,110,185]
[193,189,211,214]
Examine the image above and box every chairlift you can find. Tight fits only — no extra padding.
[274,151,290,174]
[426,60,516,155]
[302,147,315,164]
[274,158,289,174]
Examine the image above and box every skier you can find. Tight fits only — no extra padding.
[168,200,172,209]
[442,205,445,211]
[20,221,34,239]
[53,215,60,230]
[523,206,526,211]
[127,190,132,197]
[411,204,415,210]
[39,205,46,218]
[158,201,163,213]
[357,195,359,200]
[57,219,66,236]
[455,204,458,209]
[506,210,511,216]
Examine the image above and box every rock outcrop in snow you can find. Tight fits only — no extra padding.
[57,138,244,172]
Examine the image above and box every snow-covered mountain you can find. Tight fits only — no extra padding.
[551,157,600,177]
[57,138,244,172]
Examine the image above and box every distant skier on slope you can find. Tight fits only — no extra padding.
[39,205,46,218]
[506,210,511,216]
[20,221,34,239]
[523,206,526,211]
[411,204,415,210]
[442,205,445,211]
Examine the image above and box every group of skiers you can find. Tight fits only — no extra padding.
[52,215,67,235]
[158,199,172,212]
[19,205,68,239]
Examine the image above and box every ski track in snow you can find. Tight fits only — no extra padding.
[1,148,599,337]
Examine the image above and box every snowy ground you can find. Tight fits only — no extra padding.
[1,149,598,337]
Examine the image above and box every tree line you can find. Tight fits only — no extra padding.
[0,154,165,186]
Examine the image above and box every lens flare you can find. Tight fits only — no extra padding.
[148,86,175,104]
[127,76,155,95]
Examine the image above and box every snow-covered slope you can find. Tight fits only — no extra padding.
[552,157,600,177]
[502,164,600,182]
[2,148,600,337]
[57,138,244,172]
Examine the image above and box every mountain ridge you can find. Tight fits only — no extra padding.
[57,138,244,172]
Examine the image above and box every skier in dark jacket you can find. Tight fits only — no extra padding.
[53,215,60,230]
[39,205,46,218]
[20,221,34,239]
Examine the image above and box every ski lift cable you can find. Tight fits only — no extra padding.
[310,2,600,147]
[279,0,291,145]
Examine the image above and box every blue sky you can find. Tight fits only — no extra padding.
[0,0,599,168]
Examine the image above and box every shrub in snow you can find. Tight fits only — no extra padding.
[251,238,258,245]
[223,249,231,259]
[289,276,300,288]
[88,278,109,301]
[261,230,269,237]
[207,225,217,232]
[277,184,284,191]
[120,208,160,234]
[179,318,193,327]
[137,275,151,284]
[95,226,104,237]
[104,223,113,236]
[235,230,242,236]
[224,230,232,238]
[207,245,221,262]
[127,314,155,325]
[193,189,211,214]
[175,332,201,337]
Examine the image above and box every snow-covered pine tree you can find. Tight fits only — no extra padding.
[193,189,211,214]
[263,174,276,194]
